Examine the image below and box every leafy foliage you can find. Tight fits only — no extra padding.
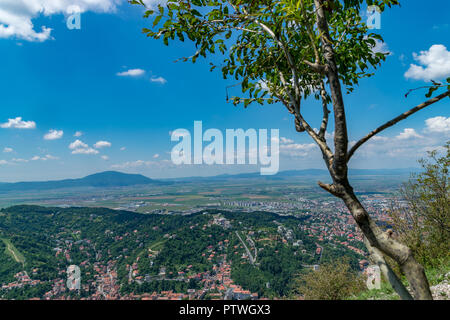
[293,258,365,299]
[131,0,398,106]
[389,142,450,268]
[404,77,450,99]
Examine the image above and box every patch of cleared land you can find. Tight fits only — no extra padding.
[1,238,25,266]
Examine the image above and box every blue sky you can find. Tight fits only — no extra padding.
[0,0,449,182]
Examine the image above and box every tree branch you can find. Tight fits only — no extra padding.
[313,0,349,182]
[298,115,334,162]
[347,89,450,162]
[318,81,330,140]
[303,60,327,74]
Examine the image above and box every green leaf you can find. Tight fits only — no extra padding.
[153,15,162,27]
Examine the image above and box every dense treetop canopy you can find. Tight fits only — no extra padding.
[132,0,399,106]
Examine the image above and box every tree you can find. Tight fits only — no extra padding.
[294,259,364,300]
[389,142,449,268]
[131,0,450,299]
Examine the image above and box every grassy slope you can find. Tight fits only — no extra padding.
[349,260,450,300]
[1,238,26,266]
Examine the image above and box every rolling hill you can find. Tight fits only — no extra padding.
[0,171,165,192]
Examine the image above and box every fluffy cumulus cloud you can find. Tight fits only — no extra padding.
[3,147,13,153]
[0,116,36,129]
[0,0,120,42]
[69,139,99,154]
[94,140,111,149]
[425,116,450,134]
[43,129,63,140]
[351,115,450,164]
[116,68,145,77]
[69,139,88,150]
[74,131,83,137]
[275,137,317,157]
[405,45,450,81]
[396,128,423,140]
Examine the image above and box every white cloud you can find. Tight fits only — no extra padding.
[69,139,88,150]
[0,160,8,165]
[0,0,120,42]
[72,147,99,155]
[0,117,36,129]
[142,0,167,9]
[111,159,174,170]
[280,137,294,144]
[404,44,450,81]
[150,76,167,84]
[371,39,391,55]
[425,116,450,134]
[258,80,269,91]
[101,155,109,160]
[153,153,160,159]
[44,129,63,140]
[74,131,83,137]
[371,136,389,142]
[396,128,423,140]
[111,160,153,169]
[277,137,317,157]
[117,68,145,77]
[30,154,58,161]
[3,147,13,153]
[45,154,58,160]
[120,147,126,151]
[12,158,28,163]
[94,140,111,149]
[69,139,99,154]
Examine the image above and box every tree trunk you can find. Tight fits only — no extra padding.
[363,237,413,300]
[340,186,433,300]
[312,0,433,300]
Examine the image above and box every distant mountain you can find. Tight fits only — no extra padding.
[0,171,165,192]
[168,168,418,182]
[279,168,418,176]
[0,168,417,192]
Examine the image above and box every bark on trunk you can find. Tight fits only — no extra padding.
[341,188,433,300]
[363,237,413,300]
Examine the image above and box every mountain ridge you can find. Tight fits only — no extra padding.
[0,171,165,192]
[0,168,419,192]
[165,168,419,181]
